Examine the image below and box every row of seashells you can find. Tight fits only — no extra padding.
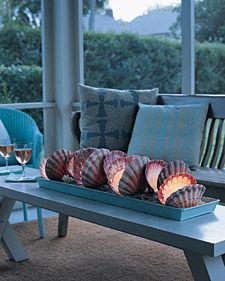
[40,148,206,208]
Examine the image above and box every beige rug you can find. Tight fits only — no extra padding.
[0,217,193,281]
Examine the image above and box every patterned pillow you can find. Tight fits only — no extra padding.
[128,103,209,167]
[78,84,158,151]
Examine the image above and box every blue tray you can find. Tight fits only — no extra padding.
[37,177,220,221]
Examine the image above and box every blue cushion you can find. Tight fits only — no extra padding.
[79,84,158,151]
[128,103,208,167]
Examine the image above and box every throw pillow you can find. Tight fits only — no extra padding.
[127,103,209,167]
[78,84,158,151]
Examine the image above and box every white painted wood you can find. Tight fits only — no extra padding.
[58,213,69,237]
[41,0,83,154]
[181,0,195,95]
[41,0,57,155]
[184,250,225,281]
[0,169,225,258]
[0,169,225,280]
[0,198,27,261]
[1,223,28,261]
[0,102,55,110]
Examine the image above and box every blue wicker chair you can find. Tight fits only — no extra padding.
[0,108,45,238]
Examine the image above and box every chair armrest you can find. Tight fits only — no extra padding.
[71,111,81,145]
[31,130,43,168]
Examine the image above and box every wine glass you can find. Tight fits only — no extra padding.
[14,143,32,180]
[0,142,15,173]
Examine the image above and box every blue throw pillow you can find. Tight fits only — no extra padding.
[79,84,158,151]
[128,103,209,167]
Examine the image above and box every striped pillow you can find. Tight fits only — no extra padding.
[128,103,208,167]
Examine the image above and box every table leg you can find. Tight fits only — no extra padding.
[184,249,225,281]
[58,213,69,237]
[0,198,27,261]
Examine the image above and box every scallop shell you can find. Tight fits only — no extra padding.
[157,160,191,188]
[119,156,150,195]
[45,149,74,181]
[145,160,167,193]
[104,156,138,194]
[158,173,197,204]
[66,148,96,185]
[165,184,206,208]
[82,148,110,187]
[103,150,127,172]
[39,157,49,179]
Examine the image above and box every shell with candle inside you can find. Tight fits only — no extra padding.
[158,173,197,205]
[104,155,150,195]
[45,149,74,181]
[165,184,206,208]
[157,160,190,189]
[81,148,111,187]
[66,147,96,185]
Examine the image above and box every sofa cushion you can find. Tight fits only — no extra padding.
[127,103,208,167]
[78,84,158,151]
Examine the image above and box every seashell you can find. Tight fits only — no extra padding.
[157,160,191,189]
[103,150,127,172]
[67,148,96,185]
[145,160,167,193]
[165,184,206,208]
[158,173,197,204]
[104,156,138,194]
[82,148,110,187]
[45,149,74,181]
[39,157,49,179]
[119,156,150,195]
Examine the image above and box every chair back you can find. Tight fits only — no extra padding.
[0,108,43,168]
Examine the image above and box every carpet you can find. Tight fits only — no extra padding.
[0,217,193,281]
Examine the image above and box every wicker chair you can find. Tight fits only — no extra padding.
[0,108,45,238]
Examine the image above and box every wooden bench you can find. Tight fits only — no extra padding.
[70,94,225,203]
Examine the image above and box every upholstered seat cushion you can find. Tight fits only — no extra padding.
[78,84,158,151]
[128,103,208,167]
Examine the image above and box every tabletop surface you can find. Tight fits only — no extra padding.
[0,167,225,257]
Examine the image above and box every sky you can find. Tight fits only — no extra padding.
[108,0,180,22]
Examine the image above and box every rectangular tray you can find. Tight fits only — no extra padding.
[37,177,220,221]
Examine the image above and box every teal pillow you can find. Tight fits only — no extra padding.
[79,84,158,151]
[128,103,209,167]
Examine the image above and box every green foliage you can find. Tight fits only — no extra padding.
[195,0,225,42]
[0,30,225,97]
[0,25,41,66]
[171,0,225,43]
[83,0,108,15]
[0,82,13,103]
[84,32,182,93]
[0,65,42,102]
[0,0,108,26]
[196,42,225,94]
[0,0,41,27]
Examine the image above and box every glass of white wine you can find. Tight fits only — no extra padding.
[14,143,32,180]
[0,142,15,173]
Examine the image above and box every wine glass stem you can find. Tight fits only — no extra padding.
[22,164,25,178]
[5,158,9,172]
